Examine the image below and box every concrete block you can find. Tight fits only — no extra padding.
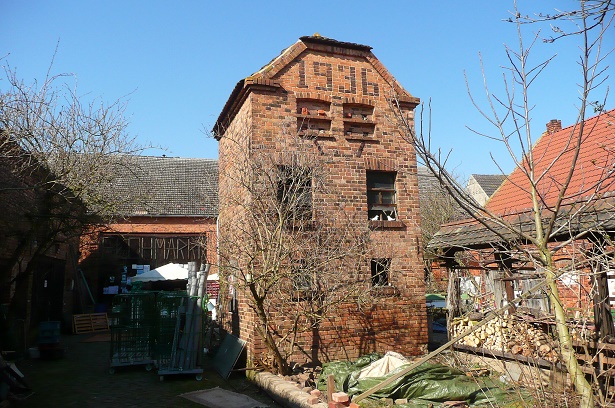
[310,389,322,397]
[307,395,320,405]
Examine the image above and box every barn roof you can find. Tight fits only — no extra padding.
[111,156,218,217]
[486,109,615,214]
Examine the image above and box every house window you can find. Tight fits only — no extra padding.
[367,171,397,220]
[277,166,312,220]
[371,258,390,287]
[291,260,312,291]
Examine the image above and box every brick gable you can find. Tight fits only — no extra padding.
[216,35,427,366]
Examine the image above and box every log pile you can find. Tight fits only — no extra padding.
[450,315,560,362]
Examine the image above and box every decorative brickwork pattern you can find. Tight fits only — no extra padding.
[215,36,427,367]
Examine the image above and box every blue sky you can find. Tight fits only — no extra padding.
[2,1,613,180]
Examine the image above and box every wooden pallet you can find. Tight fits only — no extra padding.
[73,313,109,334]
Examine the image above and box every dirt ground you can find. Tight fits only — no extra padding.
[6,333,281,407]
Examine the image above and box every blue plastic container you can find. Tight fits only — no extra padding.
[38,321,61,345]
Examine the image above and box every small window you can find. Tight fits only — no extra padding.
[371,258,390,287]
[367,171,397,220]
[277,166,312,220]
[291,260,312,291]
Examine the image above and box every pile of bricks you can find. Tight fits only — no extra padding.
[302,388,357,407]
[327,391,358,407]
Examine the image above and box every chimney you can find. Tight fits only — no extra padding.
[546,119,562,134]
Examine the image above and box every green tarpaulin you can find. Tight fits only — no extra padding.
[318,353,530,407]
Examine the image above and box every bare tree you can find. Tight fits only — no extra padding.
[390,2,613,406]
[216,122,373,375]
[0,59,147,332]
[418,167,466,292]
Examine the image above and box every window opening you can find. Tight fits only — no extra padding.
[367,171,397,220]
[277,166,313,220]
[292,259,312,291]
[371,258,390,287]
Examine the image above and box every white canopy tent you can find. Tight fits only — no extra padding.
[131,263,189,282]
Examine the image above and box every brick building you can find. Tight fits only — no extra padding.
[214,35,427,367]
[0,143,81,349]
[78,156,218,308]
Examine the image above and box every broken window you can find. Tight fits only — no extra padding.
[371,258,390,287]
[277,166,312,220]
[367,171,397,221]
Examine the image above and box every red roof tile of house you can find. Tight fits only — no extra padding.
[485,109,615,215]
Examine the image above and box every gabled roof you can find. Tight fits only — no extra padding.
[470,174,506,198]
[430,197,615,250]
[111,156,218,217]
[486,109,615,214]
[213,35,420,138]
[417,166,441,193]
[417,166,467,222]
[429,108,615,251]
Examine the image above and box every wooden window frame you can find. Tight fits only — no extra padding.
[367,171,397,221]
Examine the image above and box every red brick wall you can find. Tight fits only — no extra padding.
[79,216,217,300]
[81,217,217,262]
[217,38,427,366]
[0,150,78,339]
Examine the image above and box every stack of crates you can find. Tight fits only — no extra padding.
[156,293,204,380]
[108,292,156,373]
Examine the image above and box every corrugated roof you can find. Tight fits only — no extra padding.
[430,197,615,250]
[471,174,506,198]
[111,162,442,219]
[417,166,440,193]
[417,166,467,221]
[110,156,218,217]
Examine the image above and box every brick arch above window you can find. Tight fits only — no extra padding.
[364,157,395,172]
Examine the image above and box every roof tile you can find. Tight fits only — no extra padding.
[486,109,615,214]
[111,156,218,217]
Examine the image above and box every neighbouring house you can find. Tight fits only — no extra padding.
[466,174,506,206]
[213,34,427,367]
[429,109,615,387]
[421,170,505,293]
[78,156,218,311]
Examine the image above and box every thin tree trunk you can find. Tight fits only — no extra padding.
[250,289,291,375]
[544,262,594,407]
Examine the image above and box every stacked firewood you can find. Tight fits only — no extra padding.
[450,315,560,362]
